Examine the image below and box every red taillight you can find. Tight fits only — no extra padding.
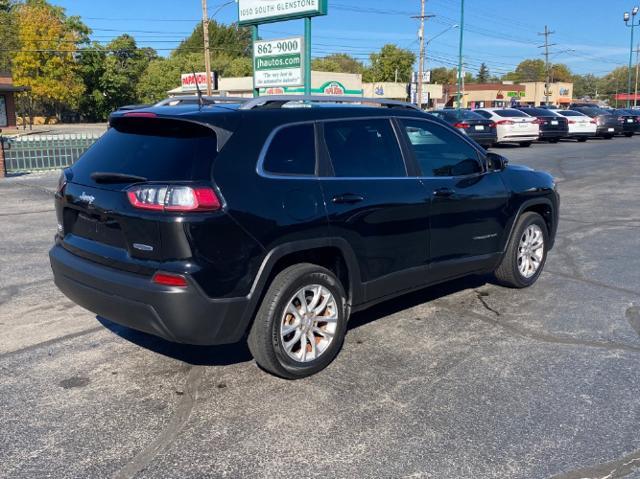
[590,119,597,124]
[495,119,514,125]
[568,120,576,124]
[152,272,188,287]
[453,122,470,129]
[532,118,544,125]
[488,122,496,128]
[127,185,221,212]
[124,112,157,118]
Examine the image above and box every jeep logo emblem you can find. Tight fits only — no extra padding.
[79,192,95,205]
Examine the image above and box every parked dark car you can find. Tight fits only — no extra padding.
[513,107,568,142]
[429,109,497,147]
[49,95,559,379]
[570,105,620,139]
[609,108,640,137]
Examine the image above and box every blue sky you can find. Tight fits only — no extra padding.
[50,0,637,77]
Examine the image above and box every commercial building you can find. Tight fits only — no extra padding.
[442,81,574,109]
[0,73,28,129]
[363,82,443,107]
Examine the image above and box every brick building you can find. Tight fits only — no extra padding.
[0,73,28,129]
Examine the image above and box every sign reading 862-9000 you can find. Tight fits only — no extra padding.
[238,0,328,25]
[254,37,304,88]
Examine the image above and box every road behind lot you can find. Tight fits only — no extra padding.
[1,137,639,479]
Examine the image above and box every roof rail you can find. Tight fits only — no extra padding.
[238,95,421,111]
[155,96,250,106]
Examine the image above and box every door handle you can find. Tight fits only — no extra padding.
[332,193,365,204]
[432,187,455,198]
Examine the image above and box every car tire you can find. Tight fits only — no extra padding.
[577,137,588,142]
[625,132,634,137]
[605,135,614,139]
[549,138,559,143]
[519,142,532,147]
[247,263,348,379]
[494,212,549,289]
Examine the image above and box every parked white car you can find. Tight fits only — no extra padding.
[474,108,539,147]
[555,109,598,141]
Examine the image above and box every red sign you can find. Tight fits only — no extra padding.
[323,82,344,95]
[265,87,285,95]
[180,72,216,91]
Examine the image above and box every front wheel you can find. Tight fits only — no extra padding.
[519,141,532,147]
[625,132,634,137]
[577,137,588,142]
[248,263,348,379]
[605,135,614,140]
[494,212,549,288]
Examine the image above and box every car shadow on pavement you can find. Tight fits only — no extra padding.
[97,316,253,366]
[97,275,491,366]
[347,275,489,331]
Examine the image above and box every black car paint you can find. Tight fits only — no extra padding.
[570,106,621,137]
[513,107,569,141]
[49,104,559,345]
[429,109,497,146]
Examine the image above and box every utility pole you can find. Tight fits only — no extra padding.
[634,43,639,108]
[412,1,434,109]
[456,0,465,109]
[538,25,556,106]
[201,0,213,96]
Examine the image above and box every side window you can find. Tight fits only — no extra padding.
[401,119,482,177]
[323,119,406,178]
[476,110,491,119]
[263,123,316,176]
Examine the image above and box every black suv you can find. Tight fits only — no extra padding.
[49,96,559,379]
[513,107,569,143]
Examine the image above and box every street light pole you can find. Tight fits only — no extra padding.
[201,0,212,96]
[624,7,640,108]
[456,0,465,109]
[635,43,640,108]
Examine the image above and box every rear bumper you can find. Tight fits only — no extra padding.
[596,126,619,136]
[49,244,252,345]
[539,130,567,139]
[468,132,497,145]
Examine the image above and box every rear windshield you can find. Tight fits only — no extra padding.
[71,118,217,184]
[580,107,610,116]
[451,109,486,121]
[494,109,529,117]
[519,108,555,116]
[558,110,583,117]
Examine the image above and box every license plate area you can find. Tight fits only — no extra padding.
[474,125,484,131]
[66,209,126,248]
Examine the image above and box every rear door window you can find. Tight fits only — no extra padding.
[72,118,217,186]
[401,119,482,177]
[263,123,316,176]
[323,119,406,177]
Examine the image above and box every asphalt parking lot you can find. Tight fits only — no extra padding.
[1,136,640,479]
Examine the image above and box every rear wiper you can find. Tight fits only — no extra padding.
[90,172,148,183]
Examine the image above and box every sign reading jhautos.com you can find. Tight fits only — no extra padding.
[254,37,304,88]
[238,0,328,25]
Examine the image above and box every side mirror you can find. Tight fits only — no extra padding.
[486,152,508,171]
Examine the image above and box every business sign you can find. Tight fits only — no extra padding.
[412,71,431,84]
[238,0,328,25]
[506,91,526,97]
[181,72,216,92]
[254,37,303,89]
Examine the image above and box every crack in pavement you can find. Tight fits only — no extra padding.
[459,292,640,355]
[545,270,640,298]
[112,365,206,479]
[550,448,640,479]
[0,208,55,217]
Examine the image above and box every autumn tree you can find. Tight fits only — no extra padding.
[0,0,18,72]
[12,0,87,117]
[363,44,415,82]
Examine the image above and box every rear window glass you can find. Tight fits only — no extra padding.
[72,118,217,183]
[519,108,554,116]
[494,109,529,117]
[263,123,315,175]
[558,110,582,116]
[456,110,486,120]
[323,119,406,178]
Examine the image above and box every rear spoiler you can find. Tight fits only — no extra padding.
[108,111,235,152]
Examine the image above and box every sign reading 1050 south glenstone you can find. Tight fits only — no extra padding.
[238,0,328,25]
[254,37,303,88]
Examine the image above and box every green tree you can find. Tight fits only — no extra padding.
[12,0,87,117]
[572,73,600,99]
[77,43,108,120]
[363,44,415,82]
[312,53,364,74]
[430,67,457,85]
[598,66,631,102]
[173,21,251,59]
[476,63,489,83]
[99,34,157,112]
